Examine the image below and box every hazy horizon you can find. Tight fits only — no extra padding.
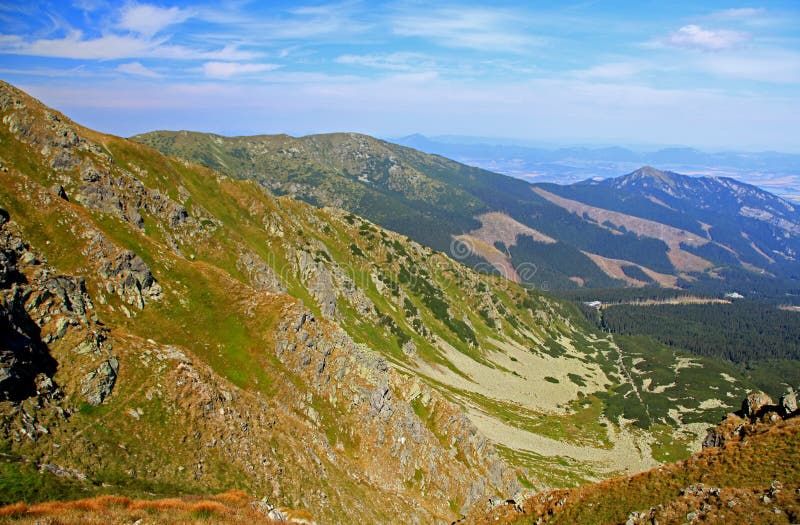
[1,1,799,152]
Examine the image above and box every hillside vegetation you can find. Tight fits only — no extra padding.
[0,81,774,523]
[133,132,800,296]
[466,396,800,525]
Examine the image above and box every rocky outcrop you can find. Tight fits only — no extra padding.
[781,389,799,417]
[0,214,58,401]
[741,391,774,419]
[703,390,800,450]
[292,246,377,321]
[295,250,338,318]
[82,230,161,309]
[236,245,285,293]
[273,305,518,517]
[0,210,119,409]
[75,158,199,240]
[80,357,119,406]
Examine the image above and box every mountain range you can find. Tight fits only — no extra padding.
[393,134,800,203]
[132,131,800,298]
[1,80,799,524]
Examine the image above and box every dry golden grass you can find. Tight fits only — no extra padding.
[0,491,310,524]
[465,416,800,524]
[0,503,27,518]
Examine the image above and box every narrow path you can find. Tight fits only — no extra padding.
[611,338,651,422]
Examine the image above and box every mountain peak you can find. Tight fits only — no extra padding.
[627,166,677,185]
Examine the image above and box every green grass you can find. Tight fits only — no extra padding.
[495,445,596,488]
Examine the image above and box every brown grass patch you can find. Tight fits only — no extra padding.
[128,497,188,512]
[213,489,250,505]
[189,500,229,517]
[0,490,312,524]
[0,502,28,517]
[90,495,132,508]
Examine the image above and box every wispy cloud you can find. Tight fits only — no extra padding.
[0,2,255,61]
[117,3,192,38]
[660,24,750,51]
[391,7,542,53]
[696,51,800,83]
[193,1,368,42]
[72,0,108,12]
[0,31,256,61]
[117,61,161,78]
[335,52,433,71]
[202,61,279,79]
[711,8,766,19]
[572,62,643,79]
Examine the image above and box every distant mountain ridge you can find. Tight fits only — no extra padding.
[393,134,800,202]
[133,131,800,297]
[546,166,800,273]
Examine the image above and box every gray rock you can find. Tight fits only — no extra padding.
[780,390,798,417]
[236,247,285,293]
[44,276,91,318]
[81,357,119,405]
[702,428,725,449]
[87,232,161,308]
[80,160,102,182]
[50,184,68,201]
[50,149,79,171]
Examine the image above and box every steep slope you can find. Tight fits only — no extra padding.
[465,392,800,525]
[545,166,800,273]
[0,81,521,523]
[126,128,760,483]
[131,130,674,289]
[0,81,760,522]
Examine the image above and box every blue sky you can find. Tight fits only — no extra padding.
[1,1,799,151]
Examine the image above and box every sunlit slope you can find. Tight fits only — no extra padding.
[0,81,756,522]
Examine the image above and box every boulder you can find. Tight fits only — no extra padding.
[741,391,774,419]
[702,427,725,449]
[44,276,91,318]
[780,390,799,417]
[81,357,119,405]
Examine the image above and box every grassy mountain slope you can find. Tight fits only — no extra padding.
[0,81,763,521]
[543,166,800,282]
[133,132,799,294]
[132,130,676,289]
[466,406,800,525]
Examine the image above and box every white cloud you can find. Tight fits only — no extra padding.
[662,24,750,51]
[392,8,542,53]
[711,8,766,18]
[202,61,279,79]
[118,3,192,38]
[0,31,256,61]
[697,52,800,83]
[72,0,108,12]
[573,62,642,79]
[193,1,368,41]
[335,52,433,71]
[117,61,161,78]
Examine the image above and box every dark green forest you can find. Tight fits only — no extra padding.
[598,301,800,362]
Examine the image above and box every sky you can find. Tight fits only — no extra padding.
[1,1,799,152]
